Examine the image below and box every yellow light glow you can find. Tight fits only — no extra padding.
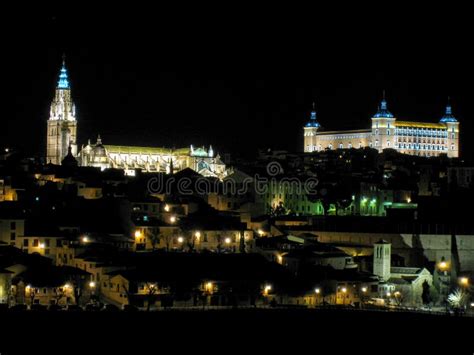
[394,291,401,297]
[82,236,89,243]
[177,237,184,243]
[386,292,391,297]
[258,229,265,236]
[439,261,447,270]
[460,277,469,286]
[225,237,231,244]
[205,282,213,292]
[25,285,31,291]
[315,288,320,294]
[164,204,170,212]
[63,283,71,290]
[341,287,347,293]
[39,243,45,249]
[89,281,96,288]
[134,230,142,238]
[361,287,367,293]
[277,255,283,264]
[170,216,176,223]
[195,231,201,239]
[407,197,411,203]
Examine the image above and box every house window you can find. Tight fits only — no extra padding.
[33,239,39,247]
[10,232,16,240]
[23,239,29,247]
[10,221,16,230]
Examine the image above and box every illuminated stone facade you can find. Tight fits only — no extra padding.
[46,61,228,178]
[46,60,78,164]
[78,137,227,178]
[304,96,460,158]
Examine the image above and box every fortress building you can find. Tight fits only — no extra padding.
[303,95,460,158]
[46,59,227,178]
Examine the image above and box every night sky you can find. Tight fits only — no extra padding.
[4,8,473,160]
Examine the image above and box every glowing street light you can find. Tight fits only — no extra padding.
[82,236,89,243]
[277,254,283,264]
[361,287,367,293]
[341,287,347,293]
[258,229,265,236]
[177,237,184,244]
[164,204,170,212]
[39,243,45,249]
[195,231,201,240]
[263,284,272,296]
[134,230,142,239]
[89,281,96,288]
[225,237,231,244]
[205,282,214,293]
[459,277,469,287]
[170,216,177,224]
[315,288,320,294]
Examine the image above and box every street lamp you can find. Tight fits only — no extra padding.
[82,236,89,243]
[225,237,231,245]
[169,216,177,224]
[164,204,170,212]
[263,284,272,296]
[177,237,184,244]
[459,277,469,287]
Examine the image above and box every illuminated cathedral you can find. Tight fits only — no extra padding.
[304,94,460,158]
[46,59,228,178]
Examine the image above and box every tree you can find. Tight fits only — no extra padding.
[421,280,431,305]
[147,229,161,251]
[448,288,469,309]
[145,282,159,311]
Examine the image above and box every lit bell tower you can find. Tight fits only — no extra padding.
[46,55,78,164]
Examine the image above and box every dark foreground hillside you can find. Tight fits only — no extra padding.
[0,309,472,354]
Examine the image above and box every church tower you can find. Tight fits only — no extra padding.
[303,103,320,152]
[46,57,78,164]
[373,239,391,281]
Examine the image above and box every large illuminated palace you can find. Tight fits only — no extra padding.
[304,95,460,158]
[46,60,227,178]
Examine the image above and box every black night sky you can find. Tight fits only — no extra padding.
[4,8,474,160]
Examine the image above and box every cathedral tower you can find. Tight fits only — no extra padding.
[46,57,78,164]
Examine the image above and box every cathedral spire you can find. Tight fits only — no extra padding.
[57,55,70,89]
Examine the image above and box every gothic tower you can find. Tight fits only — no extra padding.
[46,57,78,164]
[373,239,391,281]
